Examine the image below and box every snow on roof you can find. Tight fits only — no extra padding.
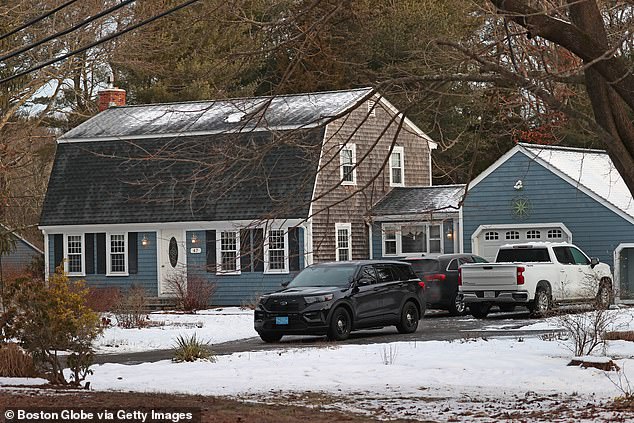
[60,88,374,141]
[521,143,634,219]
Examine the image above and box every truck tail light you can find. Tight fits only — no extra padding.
[458,268,462,286]
[418,281,426,289]
[424,273,446,282]
[517,266,525,285]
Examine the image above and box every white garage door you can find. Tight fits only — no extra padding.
[474,224,571,261]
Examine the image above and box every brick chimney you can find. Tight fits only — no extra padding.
[97,74,126,112]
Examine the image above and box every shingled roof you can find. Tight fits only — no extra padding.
[370,185,465,217]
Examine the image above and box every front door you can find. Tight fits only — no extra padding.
[158,229,187,297]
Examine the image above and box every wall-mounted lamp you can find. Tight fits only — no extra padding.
[191,234,198,244]
[447,232,453,240]
[141,235,149,247]
[514,179,523,190]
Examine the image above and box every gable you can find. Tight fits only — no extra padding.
[40,129,324,226]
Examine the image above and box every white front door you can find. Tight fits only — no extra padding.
[158,229,187,297]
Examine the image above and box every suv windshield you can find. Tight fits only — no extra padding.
[288,265,357,287]
[496,248,551,263]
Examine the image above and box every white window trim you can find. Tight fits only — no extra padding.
[264,228,289,274]
[389,146,405,187]
[216,230,241,275]
[64,233,85,277]
[335,223,352,261]
[106,232,128,276]
[381,223,444,257]
[340,143,357,186]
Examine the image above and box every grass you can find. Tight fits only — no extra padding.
[0,342,38,377]
[172,334,215,362]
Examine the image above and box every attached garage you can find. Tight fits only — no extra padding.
[472,223,572,261]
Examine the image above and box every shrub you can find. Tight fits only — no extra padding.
[557,308,613,356]
[113,285,148,328]
[172,334,215,363]
[166,272,216,313]
[86,287,121,312]
[0,343,37,377]
[2,267,102,386]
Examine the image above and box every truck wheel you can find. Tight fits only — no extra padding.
[499,304,516,312]
[448,292,466,316]
[530,286,551,317]
[396,301,420,334]
[596,280,613,309]
[469,303,491,319]
[327,307,352,341]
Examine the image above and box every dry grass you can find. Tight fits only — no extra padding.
[0,343,38,377]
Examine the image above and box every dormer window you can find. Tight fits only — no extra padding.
[340,144,357,185]
[390,146,404,186]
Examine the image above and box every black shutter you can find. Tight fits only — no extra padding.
[288,227,300,271]
[85,233,95,274]
[240,229,251,272]
[128,232,138,274]
[53,234,63,271]
[254,229,264,272]
[206,230,216,272]
[96,233,106,274]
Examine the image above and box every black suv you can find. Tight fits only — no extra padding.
[254,260,426,342]
[401,254,488,316]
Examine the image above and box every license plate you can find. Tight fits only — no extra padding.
[484,291,495,299]
[275,316,289,325]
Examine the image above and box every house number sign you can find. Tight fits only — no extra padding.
[190,248,202,254]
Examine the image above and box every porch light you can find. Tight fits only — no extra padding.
[141,235,149,247]
[447,232,453,240]
[191,234,198,244]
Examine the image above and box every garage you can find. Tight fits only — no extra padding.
[472,223,572,261]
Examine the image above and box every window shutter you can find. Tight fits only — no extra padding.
[96,233,106,274]
[128,232,138,274]
[240,229,251,272]
[206,230,216,272]
[289,227,300,271]
[254,229,264,272]
[53,234,63,271]
[85,233,95,274]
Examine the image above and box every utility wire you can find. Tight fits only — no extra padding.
[0,0,137,63]
[0,0,80,42]
[0,0,201,85]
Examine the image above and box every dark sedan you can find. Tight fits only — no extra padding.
[401,254,488,315]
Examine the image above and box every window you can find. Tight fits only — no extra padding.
[108,233,127,275]
[384,229,397,255]
[66,234,83,275]
[548,229,563,239]
[506,231,520,240]
[340,144,356,185]
[429,225,441,253]
[484,231,499,241]
[218,231,239,273]
[402,225,426,254]
[570,247,590,265]
[447,259,459,271]
[266,229,287,272]
[375,265,396,283]
[390,146,404,186]
[526,230,541,239]
[358,265,377,285]
[335,223,352,261]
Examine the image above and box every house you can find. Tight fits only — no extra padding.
[39,87,437,305]
[461,142,634,302]
[368,185,463,259]
[0,224,43,278]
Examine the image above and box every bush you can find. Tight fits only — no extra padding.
[172,334,215,363]
[0,342,37,377]
[557,308,613,356]
[2,267,102,386]
[86,287,121,312]
[113,285,148,328]
[166,272,216,313]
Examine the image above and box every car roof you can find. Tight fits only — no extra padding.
[400,253,479,262]
[311,260,411,267]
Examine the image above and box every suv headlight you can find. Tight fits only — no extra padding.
[304,294,334,304]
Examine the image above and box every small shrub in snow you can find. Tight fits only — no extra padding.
[166,273,216,313]
[557,308,613,356]
[86,287,121,312]
[0,342,37,377]
[607,364,634,406]
[172,334,215,363]
[381,345,397,365]
[113,285,148,328]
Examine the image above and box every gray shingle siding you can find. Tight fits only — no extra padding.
[462,151,634,268]
[1,238,41,273]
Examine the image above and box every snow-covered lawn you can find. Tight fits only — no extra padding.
[94,307,256,353]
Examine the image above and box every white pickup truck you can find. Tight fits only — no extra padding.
[458,242,613,318]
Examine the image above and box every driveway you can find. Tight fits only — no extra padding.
[94,307,560,365]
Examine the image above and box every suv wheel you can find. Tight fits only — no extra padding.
[469,303,491,319]
[327,307,352,341]
[396,301,420,334]
[448,292,466,316]
[259,331,283,343]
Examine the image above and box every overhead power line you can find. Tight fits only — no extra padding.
[0,0,202,86]
[0,0,80,42]
[0,0,137,63]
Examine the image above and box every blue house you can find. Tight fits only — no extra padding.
[0,225,43,277]
[461,143,634,301]
[39,88,436,305]
[368,185,463,259]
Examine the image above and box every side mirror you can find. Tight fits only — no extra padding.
[590,257,600,268]
[281,280,290,288]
